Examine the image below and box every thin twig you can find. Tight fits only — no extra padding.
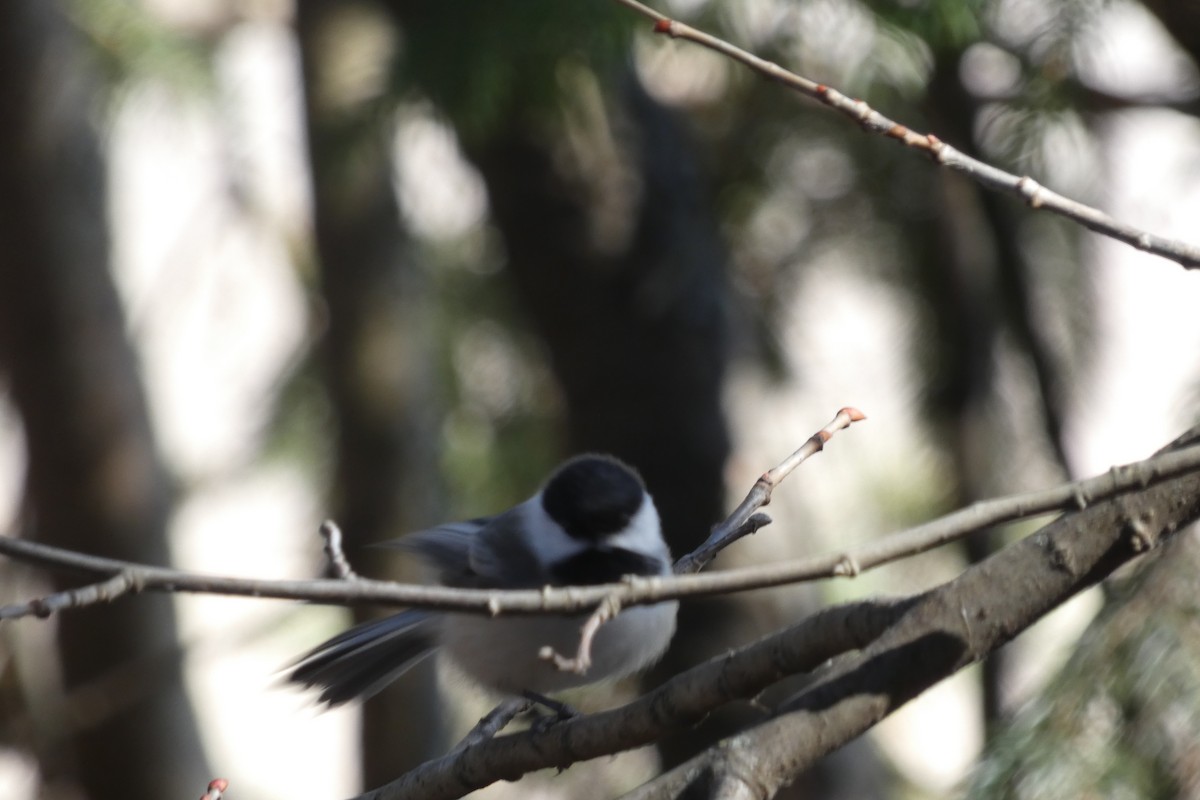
[537,594,622,675]
[320,519,360,580]
[672,513,771,576]
[3,442,1200,616]
[611,0,1200,271]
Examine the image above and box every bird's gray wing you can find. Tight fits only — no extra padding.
[381,504,546,588]
[466,506,547,588]
[288,609,436,705]
[379,517,488,586]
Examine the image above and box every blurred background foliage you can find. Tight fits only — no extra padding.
[1,0,1199,798]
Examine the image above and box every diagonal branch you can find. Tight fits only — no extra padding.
[611,0,1200,271]
[623,429,1200,799]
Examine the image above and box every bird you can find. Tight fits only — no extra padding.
[289,454,678,705]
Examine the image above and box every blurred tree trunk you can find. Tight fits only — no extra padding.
[467,76,730,563]
[0,2,208,799]
[295,0,446,787]
[463,71,739,770]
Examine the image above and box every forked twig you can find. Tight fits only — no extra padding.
[676,407,866,575]
[540,407,866,675]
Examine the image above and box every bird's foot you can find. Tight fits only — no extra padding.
[522,690,579,733]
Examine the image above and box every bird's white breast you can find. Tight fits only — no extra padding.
[438,600,679,695]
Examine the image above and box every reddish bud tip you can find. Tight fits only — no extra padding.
[815,84,828,95]
[926,134,941,145]
[209,779,229,792]
[840,407,867,422]
[653,19,671,33]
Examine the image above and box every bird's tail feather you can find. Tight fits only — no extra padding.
[289,610,436,705]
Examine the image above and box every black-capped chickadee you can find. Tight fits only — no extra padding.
[289,454,678,704]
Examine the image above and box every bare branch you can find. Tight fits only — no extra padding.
[0,571,141,620]
[611,0,1200,271]
[3,439,1200,617]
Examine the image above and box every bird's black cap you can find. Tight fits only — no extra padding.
[540,454,646,541]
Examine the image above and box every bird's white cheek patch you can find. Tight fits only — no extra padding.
[604,499,670,567]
